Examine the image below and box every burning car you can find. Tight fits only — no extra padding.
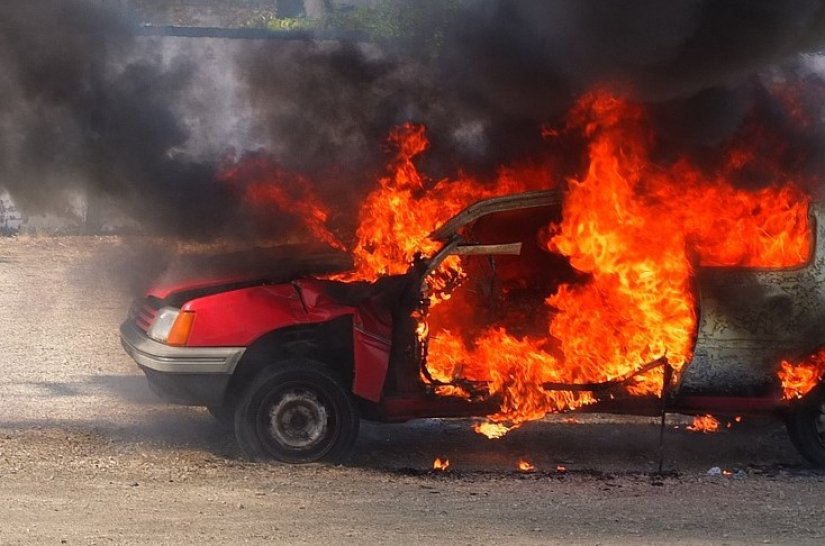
[121,188,825,466]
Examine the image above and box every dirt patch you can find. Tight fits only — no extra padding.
[0,235,823,545]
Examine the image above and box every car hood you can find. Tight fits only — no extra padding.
[146,243,353,305]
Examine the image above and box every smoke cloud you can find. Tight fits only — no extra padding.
[1,0,825,239]
[0,1,243,237]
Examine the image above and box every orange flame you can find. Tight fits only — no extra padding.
[473,421,513,439]
[433,384,471,399]
[778,348,825,399]
[218,154,345,250]
[226,88,814,437]
[418,91,811,433]
[433,457,450,471]
[347,124,486,283]
[342,123,554,296]
[517,459,536,472]
[725,416,743,429]
[687,415,720,433]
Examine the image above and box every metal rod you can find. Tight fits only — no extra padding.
[541,356,668,392]
[657,360,673,474]
[450,242,523,256]
[428,356,670,395]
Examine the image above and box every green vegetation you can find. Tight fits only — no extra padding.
[252,0,466,58]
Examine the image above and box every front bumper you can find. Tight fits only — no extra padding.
[120,321,246,405]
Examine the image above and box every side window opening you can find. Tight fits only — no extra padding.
[424,204,581,375]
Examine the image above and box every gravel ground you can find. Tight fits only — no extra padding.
[0,236,823,545]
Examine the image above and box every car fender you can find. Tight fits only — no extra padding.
[182,279,392,402]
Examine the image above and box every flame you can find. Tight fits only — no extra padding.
[517,459,536,472]
[347,124,490,283]
[556,465,567,473]
[778,348,825,399]
[473,421,513,439]
[433,457,450,471]
[218,154,345,250]
[433,384,471,399]
[225,88,814,437]
[341,123,553,296]
[687,415,720,433]
[419,91,811,433]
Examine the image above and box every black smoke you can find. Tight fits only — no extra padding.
[0,0,239,237]
[241,0,825,189]
[2,0,825,239]
[436,0,825,174]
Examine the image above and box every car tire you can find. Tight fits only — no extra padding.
[207,404,235,428]
[234,359,359,464]
[785,384,825,467]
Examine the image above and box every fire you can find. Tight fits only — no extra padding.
[218,154,345,251]
[687,415,721,433]
[778,348,825,399]
[226,87,814,437]
[341,123,553,298]
[432,457,450,471]
[433,384,471,399]
[418,92,811,433]
[517,459,535,472]
[726,417,743,429]
[347,124,490,283]
[473,421,512,439]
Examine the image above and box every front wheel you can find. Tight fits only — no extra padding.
[234,359,359,464]
[785,384,825,467]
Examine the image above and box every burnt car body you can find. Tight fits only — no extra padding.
[120,191,825,465]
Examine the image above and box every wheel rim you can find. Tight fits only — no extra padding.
[257,382,336,457]
[269,389,328,449]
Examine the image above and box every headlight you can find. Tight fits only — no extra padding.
[146,307,195,346]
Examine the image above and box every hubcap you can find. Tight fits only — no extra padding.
[268,389,329,450]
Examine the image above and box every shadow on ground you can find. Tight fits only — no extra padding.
[92,374,815,472]
[0,395,809,475]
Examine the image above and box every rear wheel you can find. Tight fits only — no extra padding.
[234,359,359,464]
[785,384,825,467]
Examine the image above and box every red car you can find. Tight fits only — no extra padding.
[121,191,825,465]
